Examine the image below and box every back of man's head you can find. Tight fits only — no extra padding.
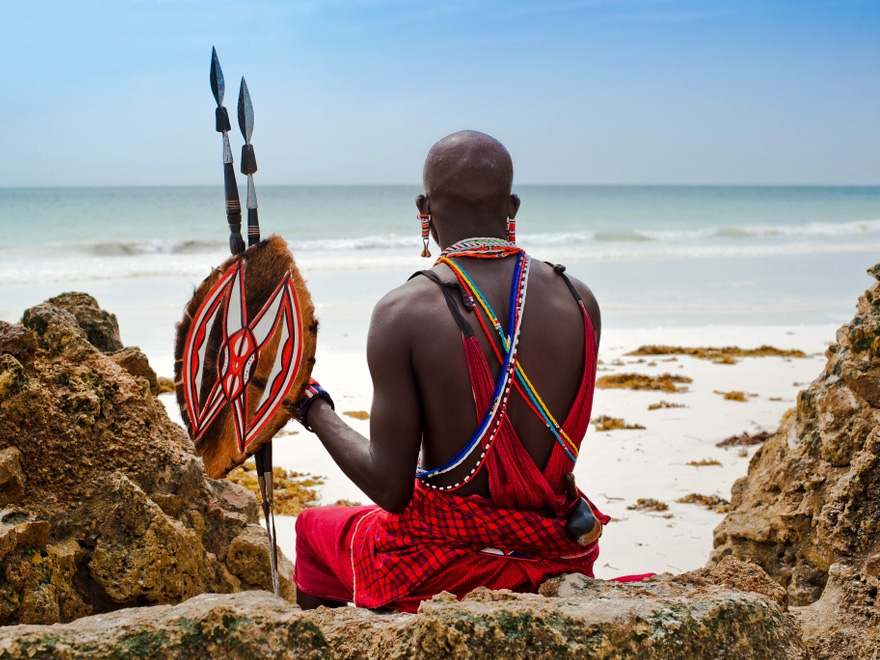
[423,130,513,215]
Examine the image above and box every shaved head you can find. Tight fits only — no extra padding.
[417,130,520,247]
[423,130,513,211]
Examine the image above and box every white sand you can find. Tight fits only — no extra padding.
[582,325,832,577]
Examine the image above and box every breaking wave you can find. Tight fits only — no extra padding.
[2,216,879,285]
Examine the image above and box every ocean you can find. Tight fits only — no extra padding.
[2,185,880,364]
[3,185,880,271]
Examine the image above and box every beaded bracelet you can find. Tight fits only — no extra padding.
[295,379,335,432]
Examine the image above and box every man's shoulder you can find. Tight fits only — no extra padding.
[374,270,440,313]
[530,259,596,301]
[528,258,601,342]
[369,269,447,333]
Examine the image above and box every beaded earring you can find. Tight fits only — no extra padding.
[507,218,516,244]
[419,213,432,258]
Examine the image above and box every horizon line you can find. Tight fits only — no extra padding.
[3,183,880,190]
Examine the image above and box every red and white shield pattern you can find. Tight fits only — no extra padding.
[182,259,303,451]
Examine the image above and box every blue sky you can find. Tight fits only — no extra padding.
[2,0,878,186]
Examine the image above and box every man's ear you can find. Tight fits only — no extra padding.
[509,194,521,219]
[416,194,431,215]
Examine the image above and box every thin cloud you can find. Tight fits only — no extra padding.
[491,0,722,20]
[634,9,729,22]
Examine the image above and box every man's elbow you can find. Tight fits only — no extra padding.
[374,482,414,514]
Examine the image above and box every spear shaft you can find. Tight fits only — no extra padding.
[236,73,278,597]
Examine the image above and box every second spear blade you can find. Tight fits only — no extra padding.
[238,78,254,144]
[238,76,260,246]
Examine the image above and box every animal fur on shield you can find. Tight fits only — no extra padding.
[174,235,317,479]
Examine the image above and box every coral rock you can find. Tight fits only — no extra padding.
[712,268,880,605]
[0,322,37,369]
[88,476,234,604]
[312,561,805,659]
[20,303,91,358]
[0,519,51,559]
[0,591,329,660]
[0,293,292,625]
[226,524,296,601]
[108,345,161,396]
[711,264,880,659]
[0,567,807,659]
[46,292,124,353]
[0,522,90,626]
[793,563,880,660]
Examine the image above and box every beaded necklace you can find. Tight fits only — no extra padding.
[438,257,579,463]
[415,251,530,489]
[440,236,522,260]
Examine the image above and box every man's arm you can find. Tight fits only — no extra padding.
[299,286,423,512]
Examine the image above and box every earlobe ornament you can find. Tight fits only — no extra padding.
[507,219,516,244]
[419,213,432,258]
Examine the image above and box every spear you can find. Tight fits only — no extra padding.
[236,75,280,597]
[210,47,245,256]
[211,48,279,596]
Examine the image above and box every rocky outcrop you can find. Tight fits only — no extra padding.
[0,293,293,626]
[711,265,880,658]
[0,559,805,659]
[45,292,124,353]
[711,265,880,602]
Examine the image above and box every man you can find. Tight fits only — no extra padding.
[294,130,608,612]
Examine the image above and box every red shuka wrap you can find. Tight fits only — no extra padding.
[296,279,612,612]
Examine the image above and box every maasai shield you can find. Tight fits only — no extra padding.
[174,234,317,479]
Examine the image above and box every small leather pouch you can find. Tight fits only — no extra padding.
[563,473,602,546]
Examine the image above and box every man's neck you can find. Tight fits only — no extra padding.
[436,222,507,251]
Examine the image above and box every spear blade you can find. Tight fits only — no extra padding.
[210,47,225,107]
[238,77,254,144]
[210,47,242,254]
[237,76,259,244]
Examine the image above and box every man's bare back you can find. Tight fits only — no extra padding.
[368,255,600,500]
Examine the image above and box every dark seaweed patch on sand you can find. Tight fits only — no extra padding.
[627,345,807,364]
[596,373,691,393]
[592,415,646,431]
